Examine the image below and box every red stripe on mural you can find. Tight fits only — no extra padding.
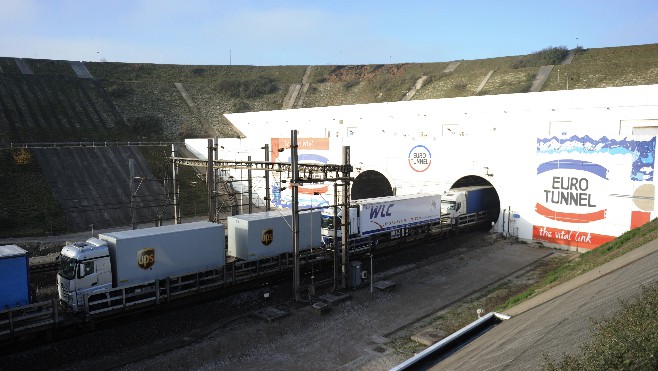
[631,211,651,229]
[535,203,606,223]
[298,185,329,195]
[532,225,615,250]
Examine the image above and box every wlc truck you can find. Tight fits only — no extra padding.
[321,193,442,247]
[58,222,225,312]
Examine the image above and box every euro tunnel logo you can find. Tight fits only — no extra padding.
[408,145,432,172]
[262,228,274,246]
[536,159,608,223]
[137,248,155,270]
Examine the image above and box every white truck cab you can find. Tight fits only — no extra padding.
[320,207,358,246]
[57,238,112,312]
[441,191,464,221]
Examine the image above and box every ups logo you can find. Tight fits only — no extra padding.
[261,228,274,246]
[137,248,155,270]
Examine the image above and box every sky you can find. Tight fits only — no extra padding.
[1,0,657,66]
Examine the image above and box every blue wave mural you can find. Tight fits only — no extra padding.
[537,159,609,179]
[537,135,656,181]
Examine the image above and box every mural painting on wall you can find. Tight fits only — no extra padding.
[533,135,656,249]
[269,137,331,210]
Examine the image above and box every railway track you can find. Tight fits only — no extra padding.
[30,261,58,274]
[2,229,515,369]
[3,215,491,350]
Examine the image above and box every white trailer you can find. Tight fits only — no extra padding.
[321,194,442,246]
[228,209,322,261]
[354,194,441,236]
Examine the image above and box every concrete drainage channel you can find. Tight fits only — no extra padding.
[390,312,511,370]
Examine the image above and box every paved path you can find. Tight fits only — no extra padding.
[174,82,211,127]
[294,65,313,108]
[560,49,576,65]
[437,239,658,370]
[402,76,428,101]
[443,61,461,73]
[14,58,33,75]
[530,65,554,92]
[69,61,94,79]
[476,70,495,93]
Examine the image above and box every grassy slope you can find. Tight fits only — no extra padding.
[2,43,658,236]
[138,146,210,219]
[542,44,658,91]
[0,149,65,237]
[392,218,658,366]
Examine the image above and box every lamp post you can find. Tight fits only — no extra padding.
[262,144,270,211]
[291,130,301,302]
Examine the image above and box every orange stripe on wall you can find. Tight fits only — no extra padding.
[535,203,606,223]
[631,211,651,229]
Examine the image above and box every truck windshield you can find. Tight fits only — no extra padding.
[59,255,77,280]
[321,216,341,229]
[442,201,457,210]
[321,217,332,229]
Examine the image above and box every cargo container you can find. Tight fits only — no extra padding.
[228,209,322,261]
[0,245,30,309]
[58,221,225,311]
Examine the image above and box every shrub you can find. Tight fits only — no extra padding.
[128,116,163,138]
[574,45,587,55]
[232,100,252,113]
[453,79,468,91]
[512,46,570,69]
[343,80,360,89]
[216,76,278,98]
[107,84,133,98]
[12,148,32,165]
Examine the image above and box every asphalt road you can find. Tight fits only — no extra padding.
[436,239,658,370]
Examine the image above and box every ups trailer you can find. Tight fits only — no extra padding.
[228,209,322,261]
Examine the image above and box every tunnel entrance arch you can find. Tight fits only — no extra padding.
[351,170,394,200]
[448,175,501,224]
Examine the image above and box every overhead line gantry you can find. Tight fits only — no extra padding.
[170,133,353,300]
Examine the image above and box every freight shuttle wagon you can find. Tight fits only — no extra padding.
[228,210,322,261]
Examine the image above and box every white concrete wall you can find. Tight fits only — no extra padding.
[187,84,658,250]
